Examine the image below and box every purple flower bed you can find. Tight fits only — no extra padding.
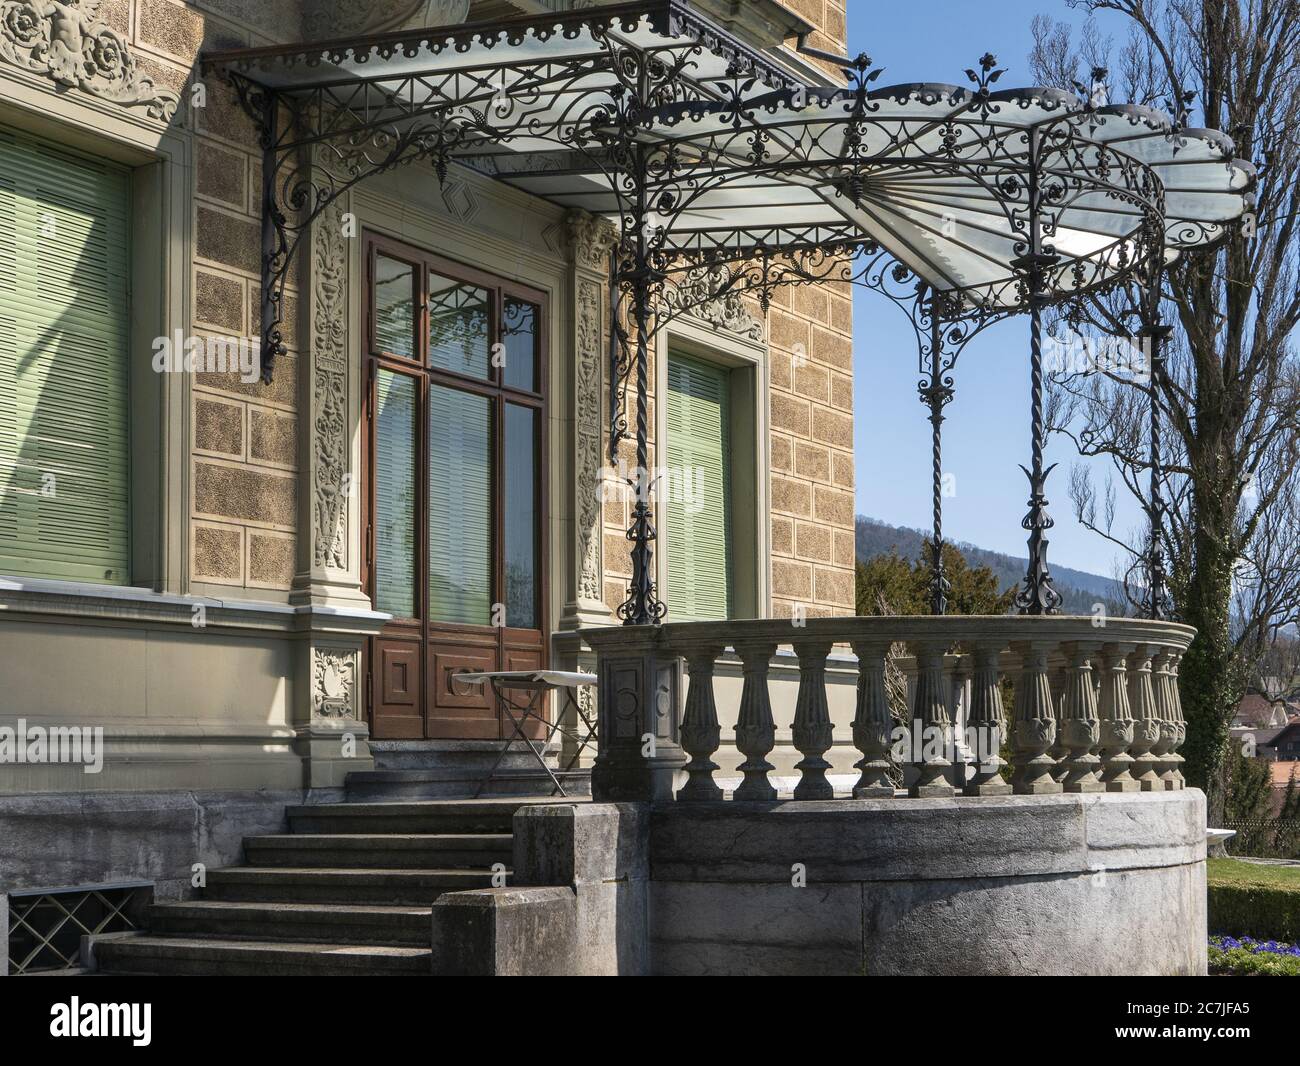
[1211,935,1300,958]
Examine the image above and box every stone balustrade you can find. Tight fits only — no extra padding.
[580,616,1193,803]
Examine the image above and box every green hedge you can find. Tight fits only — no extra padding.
[1208,945,1300,976]
[1208,879,1300,942]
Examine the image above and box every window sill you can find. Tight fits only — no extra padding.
[0,575,391,635]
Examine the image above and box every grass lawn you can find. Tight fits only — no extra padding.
[1208,858,1300,887]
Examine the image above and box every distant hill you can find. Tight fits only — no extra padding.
[855,515,1128,615]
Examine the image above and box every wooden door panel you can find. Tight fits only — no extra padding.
[371,639,423,740]
[427,633,499,739]
[502,633,546,740]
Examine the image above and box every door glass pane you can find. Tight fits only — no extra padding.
[374,369,417,617]
[504,403,538,628]
[430,385,492,624]
[374,255,415,358]
[429,272,490,379]
[502,297,538,392]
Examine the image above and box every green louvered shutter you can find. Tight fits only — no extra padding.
[666,353,732,621]
[0,128,130,584]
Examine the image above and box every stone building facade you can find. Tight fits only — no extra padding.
[0,0,855,956]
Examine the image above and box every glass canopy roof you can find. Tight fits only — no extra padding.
[202,0,1254,320]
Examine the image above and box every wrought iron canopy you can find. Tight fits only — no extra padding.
[203,1,1255,629]
[646,62,1256,310]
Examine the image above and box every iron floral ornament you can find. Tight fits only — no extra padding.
[0,0,178,120]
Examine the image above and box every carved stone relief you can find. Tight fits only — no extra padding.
[0,0,179,119]
[664,263,765,342]
[566,211,617,609]
[575,276,603,602]
[311,192,349,571]
[567,209,617,275]
[312,646,359,719]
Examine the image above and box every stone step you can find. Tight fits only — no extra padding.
[147,900,430,946]
[204,866,502,905]
[345,769,591,802]
[243,833,513,869]
[95,935,430,977]
[286,796,580,836]
[369,739,557,773]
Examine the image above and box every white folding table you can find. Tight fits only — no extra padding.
[457,669,598,798]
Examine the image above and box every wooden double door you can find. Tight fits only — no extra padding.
[363,233,548,740]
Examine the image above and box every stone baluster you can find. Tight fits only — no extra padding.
[1152,649,1182,791]
[733,640,779,801]
[1049,660,1069,783]
[1096,643,1138,792]
[1127,645,1162,791]
[964,641,1012,796]
[909,639,955,798]
[1011,640,1062,794]
[948,655,972,790]
[676,642,726,802]
[1058,642,1103,792]
[791,637,836,800]
[850,639,895,798]
[1166,649,1187,790]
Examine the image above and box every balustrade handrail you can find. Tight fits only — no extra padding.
[579,615,1195,804]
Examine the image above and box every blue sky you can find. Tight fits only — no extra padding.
[847,1,1146,580]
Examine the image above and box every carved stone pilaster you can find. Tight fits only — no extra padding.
[288,158,382,787]
[561,209,618,629]
[310,193,350,575]
[0,2,178,120]
[292,635,378,789]
[293,162,369,612]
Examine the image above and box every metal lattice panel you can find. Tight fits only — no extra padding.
[7,883,148,974]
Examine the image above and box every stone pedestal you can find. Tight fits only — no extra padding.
[584,626,684,803]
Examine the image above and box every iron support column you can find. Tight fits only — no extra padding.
[1139,262,1173,620]
[920,302,953,615]
[1014,130,1064,615]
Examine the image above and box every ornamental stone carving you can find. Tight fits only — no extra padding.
[664,263,765,341]
[311,193,349,571]
[312,646,359,719]
[575,277,603,602]
[0,0,179,119]
[566,209,617,275]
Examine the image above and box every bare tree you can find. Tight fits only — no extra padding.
[1031,0,1300,819]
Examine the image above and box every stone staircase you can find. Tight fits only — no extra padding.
[349,739,592,801]
[92,797,575,976]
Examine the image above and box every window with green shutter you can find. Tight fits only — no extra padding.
[0,128,131,585]
[667,352,732,621]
